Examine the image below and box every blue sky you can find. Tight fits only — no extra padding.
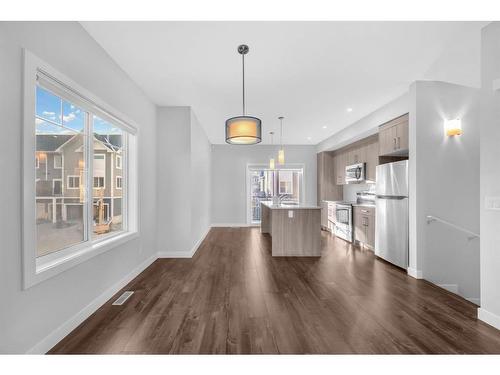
[36,86,121,135]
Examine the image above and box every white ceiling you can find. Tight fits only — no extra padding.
[81,21,485,145]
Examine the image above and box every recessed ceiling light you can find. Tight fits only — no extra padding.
[307,136,312,141]
[322,125,327,129]
[347,108,353,112]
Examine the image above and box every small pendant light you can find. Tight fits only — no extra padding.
[269,132,275,170]
[225,45,262,145]
[278,116,285,164]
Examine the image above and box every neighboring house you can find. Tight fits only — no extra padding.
[36,133,123,226]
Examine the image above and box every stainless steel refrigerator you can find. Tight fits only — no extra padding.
[375,160,409,269]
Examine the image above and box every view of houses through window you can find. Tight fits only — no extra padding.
[249,167,303,223]
[35,86,126,257]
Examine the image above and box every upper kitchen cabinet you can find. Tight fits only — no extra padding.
[346,144,366,165]
[365,136,379,182]
[378,113,409,156]
[317,151,342,203]
[332,134,379,185]
[334,151,346,185]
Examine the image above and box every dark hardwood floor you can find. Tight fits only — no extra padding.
[49,227,500,354]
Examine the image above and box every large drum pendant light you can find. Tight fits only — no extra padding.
[225,45,262,145]
[278,116,285,164]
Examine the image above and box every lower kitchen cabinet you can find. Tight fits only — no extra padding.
[353,206,375,249]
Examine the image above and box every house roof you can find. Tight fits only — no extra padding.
[36,134,74,151]
[94,134,122,152]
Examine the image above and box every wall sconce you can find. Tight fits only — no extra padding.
[444,119,462,136]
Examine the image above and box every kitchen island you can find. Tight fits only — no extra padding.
[260,201,321,256]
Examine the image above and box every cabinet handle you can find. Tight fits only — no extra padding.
[393,138,396,150]
[398,136,401,149]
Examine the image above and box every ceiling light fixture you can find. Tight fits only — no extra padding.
[347,108,353,112]
[278,116,285,165]
[269,132,275,170]
[225,44,262,145]
[322,125,327,129]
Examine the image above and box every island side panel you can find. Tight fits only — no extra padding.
[271,208,321,256]
[261,202,271,234]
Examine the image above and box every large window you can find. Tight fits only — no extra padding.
[248,166,304,223]
[23,51,138,288]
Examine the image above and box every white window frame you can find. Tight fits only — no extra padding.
[53,153,62,169]
[93,153,106,189]
[116,154,122,169]
[67,175,80,189]
[52,178,63,195]
[116,175,123,190]
[93,176,105,189]
[22,50,139,289]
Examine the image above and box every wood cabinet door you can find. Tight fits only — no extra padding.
[396,120,409,151]
[353,208,365,244]
[365,214,375,248]
[354,144,366,165]
[334,152,345,185]
[365,140,378,182]
[379,126,394,156]
[317,153,324,203]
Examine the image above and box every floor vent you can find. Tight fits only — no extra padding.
[112,291,134,306]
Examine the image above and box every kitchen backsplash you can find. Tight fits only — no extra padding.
[343,183,376,202]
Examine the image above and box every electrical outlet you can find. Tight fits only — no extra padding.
[288,210,294,218]
[485,196,500,210]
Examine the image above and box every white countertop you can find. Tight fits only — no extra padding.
[261,201,321,210]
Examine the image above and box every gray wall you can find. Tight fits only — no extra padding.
[409,80,479,302]
[156,106,212,255]
[211,145,317,225]
[0,22,157,353]
[479,22,500,326]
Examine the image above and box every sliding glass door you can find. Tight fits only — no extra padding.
[247,166,304,224]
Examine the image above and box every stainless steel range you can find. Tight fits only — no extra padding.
[334,202,354,242]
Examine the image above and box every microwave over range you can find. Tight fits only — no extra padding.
[345,162,365,184]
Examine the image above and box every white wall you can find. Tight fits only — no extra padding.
[422,24,484,89]
[156,107,192,254]
[479,22,500,328]
[0,22,157,353]
[316,93,409,152]
[211,145,317,225]
[156,106,211,255]
[190,111,212,246]
[408,81,479,302]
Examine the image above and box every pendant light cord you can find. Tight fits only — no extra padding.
[280,118,283,147]
[242,53,246,115]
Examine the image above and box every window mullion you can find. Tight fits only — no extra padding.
[85,113,94,243]
[122,133,128,232]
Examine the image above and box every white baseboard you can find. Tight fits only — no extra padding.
[407,267,423,279]
[26,253,157,354]
[211,223,258,228]
[478,308,500,330]
[157,226,211,258]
